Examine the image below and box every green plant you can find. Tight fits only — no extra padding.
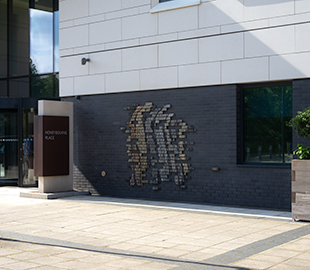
[288,106,310,139]
[293,144,310,160]
[288,107,310,159]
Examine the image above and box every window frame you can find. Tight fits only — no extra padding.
[150,0,201,13]
[238,82,292,167]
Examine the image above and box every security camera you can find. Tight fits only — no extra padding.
[81,58,90,65]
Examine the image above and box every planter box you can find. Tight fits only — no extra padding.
[292,159,310,221]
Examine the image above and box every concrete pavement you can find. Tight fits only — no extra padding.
[0,186,309,270]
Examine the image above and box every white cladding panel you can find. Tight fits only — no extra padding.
[158,6,198,34]
[244,26,295,58]
[59,0,310,96]
[122,13,158,40]
[159,39,199,67]
[89,0,121,16]
[122,45,158,71]
[199,33,244,62]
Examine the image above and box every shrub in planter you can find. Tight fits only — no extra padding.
[293,144,310,160]
[288,106,310,159]
[289,107,310,221]
[289,106,310,138]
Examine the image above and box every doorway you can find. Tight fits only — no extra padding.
[0,110,18,183]
[0,98,39,187]
[22,107,38,186]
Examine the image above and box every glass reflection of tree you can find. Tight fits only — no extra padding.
[30,58,56,98]
[244,86,292,162]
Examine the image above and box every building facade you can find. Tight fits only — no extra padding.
[0,0,59,186]
[59,0,310,210]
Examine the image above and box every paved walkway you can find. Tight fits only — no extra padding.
[0,187,309,270]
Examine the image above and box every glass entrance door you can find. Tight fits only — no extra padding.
[0,110,18,183]
[22,107,38,186]
[0,98,55,187]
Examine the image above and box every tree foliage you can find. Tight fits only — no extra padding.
[288,106,310,139]
[243,86,292,161]
[30,58,57,98]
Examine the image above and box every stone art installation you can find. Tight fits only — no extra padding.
[120,102,196,191]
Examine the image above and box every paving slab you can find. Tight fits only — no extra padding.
[0,187,310,270]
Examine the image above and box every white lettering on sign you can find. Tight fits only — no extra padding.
[44,130,68,141]
[45,130,68,135]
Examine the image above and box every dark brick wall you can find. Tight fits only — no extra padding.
[63,83,292,210]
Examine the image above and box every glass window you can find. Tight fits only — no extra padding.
[54,10,59,72]
[22,107,38,186]
[30,74,54,98]
[31,0,53,12]
[54,73,59,96]
[29,0,59,98]
[1,0,59,98]
[243,85,292,164]
[0,110,18,181]
[9,77,29,97]
[9,0,30,77]
[0,0,8,79]
[0,80,8,97]
[30,8,53,74]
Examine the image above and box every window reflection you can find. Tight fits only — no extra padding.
[0,0,8,79]
[0,0,58,98]
[0,81,7,97]
[243,85,292,164]
[9,77,29,97]
[0,110,18,180]
[29,0,59,97]
[9,0,30,77]
[30,8,53,74]
[54,11,59,72]
[31,0,53,12]
[31,74,55,98]
[54,73,59,96]
[22,107,38,186]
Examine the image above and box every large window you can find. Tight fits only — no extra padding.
[0,0,8,80]
[30,8,54,74]
[242,85,292,164]
[30,0,58,98]
[9,0,30,79]
[0,0,59,98]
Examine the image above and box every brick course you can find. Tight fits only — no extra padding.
[63,83,294,210]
